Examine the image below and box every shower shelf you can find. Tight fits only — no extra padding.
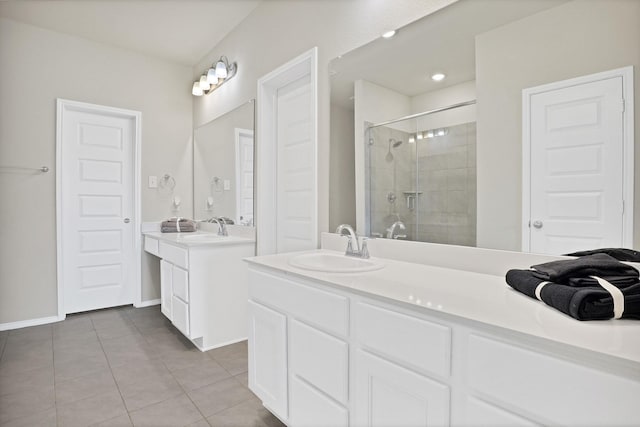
[403,191,422,211]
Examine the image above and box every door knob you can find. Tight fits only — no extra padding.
[532,220,543,229]
[124,218,130,223]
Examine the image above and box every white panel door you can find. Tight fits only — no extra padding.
[276,74,315,253]
[528,76,625,254]
[353,350,450,427]
[248,300,288,421]
[60,104,135,313]
[235,128,254,225]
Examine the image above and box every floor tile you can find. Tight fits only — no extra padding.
[171,358,231,392]
[0,407,56,427]
[100,333,158,368]
[94,321,140,341]
[7,324,52,345]
[54,353,110,382]
[0,365,54,397]
[206,396,285,427]
[89,414,133,427]
[188,377,254,418]
[158,348,211,373]
[0,340,53,376]
[112,359,184,412]
[57,388,127,427]
[53,338,104,365]
[129,394,203,427]
[53,315,95,339]
[234,372,249,388]
[130,315,172,336]
[0,385,55,424]
[53,329,100,351]
[207,341,248,376]
[186,420,211,427]
[55,369,117,405]
[145,329,198,355]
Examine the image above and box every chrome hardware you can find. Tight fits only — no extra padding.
[533,220,543,229]
[336,224,369,259]
[386,221,407,239]
[208,218,228,236]
[123,218,130,223]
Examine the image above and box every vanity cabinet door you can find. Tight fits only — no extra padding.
[248,300,288,422]
[353,350,450,427]
[160,260,172,319]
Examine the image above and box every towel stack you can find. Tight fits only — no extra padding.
[506,253,640,321]
[161,217,196,233]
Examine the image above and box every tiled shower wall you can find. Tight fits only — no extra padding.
[367,122,477,246]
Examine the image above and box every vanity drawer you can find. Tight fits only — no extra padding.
[171,296,190,337]
[354,302,451,378]
[290,319,349,404]
[467,334,640,426]
[159,241,188,269]
[248,269,349,337]
[172,266,189,303]
[144,236,159,256]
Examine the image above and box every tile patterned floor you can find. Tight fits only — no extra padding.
[0,306,285,427]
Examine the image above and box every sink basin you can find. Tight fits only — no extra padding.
[288,252,383,273]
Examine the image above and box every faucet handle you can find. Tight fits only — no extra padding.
[360,237,370,259]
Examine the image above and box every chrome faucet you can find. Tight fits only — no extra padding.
[208,217,228,236]
[336,224,369,258]
[386,221,407,240]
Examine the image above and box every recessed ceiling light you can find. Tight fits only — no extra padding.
[381,30,396,39]
[431,73,446,82]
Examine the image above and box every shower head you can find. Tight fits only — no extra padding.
[390,138,403,148]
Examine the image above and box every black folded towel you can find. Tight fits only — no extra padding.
[531,253,639,288]
[565,248,640,263]
[506,269,640,320]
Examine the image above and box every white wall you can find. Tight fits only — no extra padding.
[192,0,458,240]
[412,80,476,130]
[330,103,356,230]
[475,0,640,251]
[0,18,193,324]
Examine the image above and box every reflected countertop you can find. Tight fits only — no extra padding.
[246,249,640,364]
[144,230,254,248]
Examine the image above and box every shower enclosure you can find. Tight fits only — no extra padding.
[365,103,477,246]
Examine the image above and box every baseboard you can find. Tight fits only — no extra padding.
[0,315,65,331]
[194,336,248,352]
[134,298,161,308]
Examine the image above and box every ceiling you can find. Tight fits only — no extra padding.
[0,0,262,66]
[330,0,566,109]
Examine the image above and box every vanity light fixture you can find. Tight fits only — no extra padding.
[381,30,396,39]
[192,55,238,97]
[426,130,435,138]
[408,135,415,144]
[431,73,446,82]
[416,132,424,140]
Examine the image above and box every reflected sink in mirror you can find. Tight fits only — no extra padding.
[289,252,384,273]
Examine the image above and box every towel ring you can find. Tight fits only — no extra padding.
[159,174,176,191]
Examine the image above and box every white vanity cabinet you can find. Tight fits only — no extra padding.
[247,260,640,427]
[144,233,254,351]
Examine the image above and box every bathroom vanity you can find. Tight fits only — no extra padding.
[144,229,254,351]
[246,235,640,426]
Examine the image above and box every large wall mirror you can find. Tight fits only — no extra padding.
[329,0,639,255]
[194,100,255,225]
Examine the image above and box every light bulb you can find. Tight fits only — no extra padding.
[431,73,446,81]
[426,131,434,138]
[408,136,415,144]
[437,129,445,136]
[215,59,228,78]
[192,82,203,96]
[382,30,396,39]
[416,133,424,140]
[199,75,210,91]
[206,68,219,85]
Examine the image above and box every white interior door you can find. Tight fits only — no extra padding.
[235,128,254,225]
[58,100,139,314]
[524,70,632,255]
[276,74,314,253]
[256,48,318,255]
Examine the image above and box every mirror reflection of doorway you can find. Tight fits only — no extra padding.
[235,128,254,226]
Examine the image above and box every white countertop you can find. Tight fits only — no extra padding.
[144,230,254,248]
[246,249,640,364]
